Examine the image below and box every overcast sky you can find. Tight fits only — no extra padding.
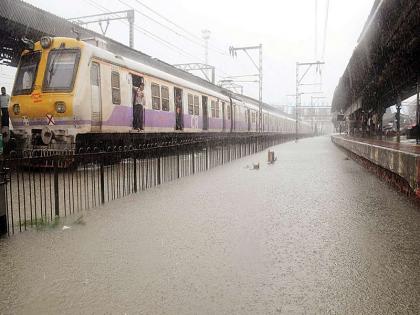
[0,0,375,107]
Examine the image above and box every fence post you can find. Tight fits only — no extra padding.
[206,147,209,170]
[100,158,105,204]
[157,157,161,185]
[221,144,224,164]
[133,157,137,193]
[53,159,59,217]
[177,154,180,179]
[0,169,7,235]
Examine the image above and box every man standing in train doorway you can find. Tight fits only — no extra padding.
[175,93,183,130]
[133,81,145,130]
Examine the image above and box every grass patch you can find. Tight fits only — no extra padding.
[19,216,61,230]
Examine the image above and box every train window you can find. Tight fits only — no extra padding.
[13,51,41,95]
[216,101,220,118]
[111,71,121,105]
[151,83,161,110]
[211,100,216,117]
[193,95,199,115]
[43,49,81,92]
[188,94,194,115]
[161,86,169,111]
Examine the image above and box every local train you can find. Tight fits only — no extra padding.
[8,36,311,153]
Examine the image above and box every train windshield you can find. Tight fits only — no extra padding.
[43,48,80,92]
[12,51,41,95]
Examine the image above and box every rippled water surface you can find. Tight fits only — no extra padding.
[1,136,419,314]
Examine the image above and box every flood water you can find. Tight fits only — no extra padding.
[0,136,419,314]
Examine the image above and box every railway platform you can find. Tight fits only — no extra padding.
[331,134,420,197]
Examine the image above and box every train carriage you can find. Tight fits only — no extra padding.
[8,36,311,153]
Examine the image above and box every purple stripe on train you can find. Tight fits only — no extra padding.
[12,106,250,131]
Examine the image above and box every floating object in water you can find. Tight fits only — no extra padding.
[268,150,277,164]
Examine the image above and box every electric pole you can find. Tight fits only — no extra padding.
[229,44,263,132]
[295,61,325,140]
[202,29,211,78]
[68,10,135,48]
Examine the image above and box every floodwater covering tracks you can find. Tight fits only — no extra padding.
[0,132,307,235]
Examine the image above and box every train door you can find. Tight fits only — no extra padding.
[131,74,145,130]
[247,109,251,131]
[90,62,102,132]
[202,95,208,130]
[222,101,226,131]
[174,87,183,130]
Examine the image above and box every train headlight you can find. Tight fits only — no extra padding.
[13,104,20,115]
[55,101,66,113]
[40,36,53,49]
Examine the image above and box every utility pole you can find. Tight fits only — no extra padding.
[68,10,135,48]
[396,94,401,140]
[295,61,325,140]
[315,0,318,59]
[202,30,211,79]
[229,44,263,132]
[202,30,211,65]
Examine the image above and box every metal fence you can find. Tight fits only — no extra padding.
[0,133,300,235]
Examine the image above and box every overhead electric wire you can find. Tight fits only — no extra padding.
[83,0,202,62]
[117,0,207,50]
[321,0,329,61]
[130,0,229,56]
[81,0,238,86]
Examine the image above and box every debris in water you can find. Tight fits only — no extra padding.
[62,226,71,230]
[268,150,277,164]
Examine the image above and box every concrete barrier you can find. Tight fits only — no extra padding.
[331,135,420,197]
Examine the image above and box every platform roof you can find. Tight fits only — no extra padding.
[331,0,420,115]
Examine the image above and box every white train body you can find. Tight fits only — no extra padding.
[9,37,312,151]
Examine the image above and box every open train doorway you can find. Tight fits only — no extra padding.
[202,95,208,130]
[222,101,226,131]
[131,74,145,130]
[174,87,183,130]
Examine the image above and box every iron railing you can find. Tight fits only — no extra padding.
[0,133,303,235]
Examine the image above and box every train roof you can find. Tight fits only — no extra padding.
[77,37,289,118]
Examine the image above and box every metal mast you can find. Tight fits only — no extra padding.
[295,61,325,140]
[173,63,215,84]
[229,44,263,131]
[68,10,135,48]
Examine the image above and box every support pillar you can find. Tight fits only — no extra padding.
[396,95,401,141]
[417,78,419,126]
[0,170,7,235]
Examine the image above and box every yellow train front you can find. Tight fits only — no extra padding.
[9,37,85,154]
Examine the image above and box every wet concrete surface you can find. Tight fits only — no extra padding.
[0,136,419,314]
